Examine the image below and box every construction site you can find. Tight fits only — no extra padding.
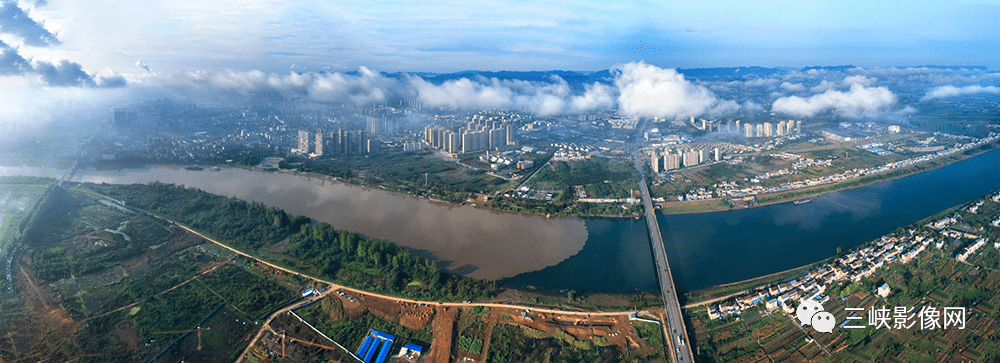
[243,285,668,362]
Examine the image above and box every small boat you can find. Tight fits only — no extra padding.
[183,165,203,170]
[210,166,221,171]
[794,198,812,205]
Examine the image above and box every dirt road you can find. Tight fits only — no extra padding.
[235,290,331,363]
[173,222,633,317]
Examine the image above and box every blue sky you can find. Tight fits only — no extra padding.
[3,0,997,75]
[2,0,1000,126]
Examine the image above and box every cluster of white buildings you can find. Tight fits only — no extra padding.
[694,118,802,138]
[957,238,990,262]
[747,120,800,138]
[292,129,369,157]
[678,187,714,201]
[928,215,960,230]
[551,143,595,161]
[478,152,533,170]
[650,147,721,173]
[607,116,639,129]
[746,153,833,183]
[424,118,517,155]
[710,132,1000,199]
[926,213,995,261]
[709,189,1000,320]
[708,231,933,320]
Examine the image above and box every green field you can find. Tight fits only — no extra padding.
[294,297,435,362]
[0,184,307,362]
[486,156,643,217]
[485,320,664,363]
[282,150,512,203]
[527,156,636,192]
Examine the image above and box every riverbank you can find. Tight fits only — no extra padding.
[681,258,832,308]
[216,162,644,219]
[76,140,987,220]
[654,139,1000,215]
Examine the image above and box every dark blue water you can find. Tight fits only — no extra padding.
[503,148,1000,293]
[501,217,658,293]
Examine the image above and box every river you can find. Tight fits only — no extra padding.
[504,148,1000,292]
[0,165,589,280]
[3,148,1000,292]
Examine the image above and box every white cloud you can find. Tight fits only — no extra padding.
[772,84,898,118]
[741,100,764,112]
[743,77,779,87]
[921,85,1000,101]
[409,77,513,110]
[407,74,613,116]
[809,80,839,93]
[708,84,731,92]
[125,67,406,107]
[707,99,740,118]
[571,82,614,113]
[842,75,875,86]
[779,82,805,92]
[613,61,738,120]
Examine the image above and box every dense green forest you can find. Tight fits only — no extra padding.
[84,183,308,250]
[82,182,492,301]
[286,223,491,300]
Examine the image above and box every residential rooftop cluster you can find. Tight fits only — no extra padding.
[710,132,1000,199]
[709,230,932,319]
[707,190,1000,320]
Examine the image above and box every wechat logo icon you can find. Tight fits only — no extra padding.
[796,299,835,333]
[811,311,836,333]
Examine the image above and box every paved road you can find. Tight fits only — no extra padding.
[635,158,695,363]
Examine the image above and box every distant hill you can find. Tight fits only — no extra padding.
[377,64,989,86]
[801,65,856,72]
[913,65,989,71]
[676,66,787,79]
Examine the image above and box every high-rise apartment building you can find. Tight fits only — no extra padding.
[664,153,681,170]
[297,130,310,154]
[683,150,699,167]
[313,129,324,156]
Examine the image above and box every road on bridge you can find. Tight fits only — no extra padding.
[634,156,695,363]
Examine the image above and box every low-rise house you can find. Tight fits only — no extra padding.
[876,283,891,299]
